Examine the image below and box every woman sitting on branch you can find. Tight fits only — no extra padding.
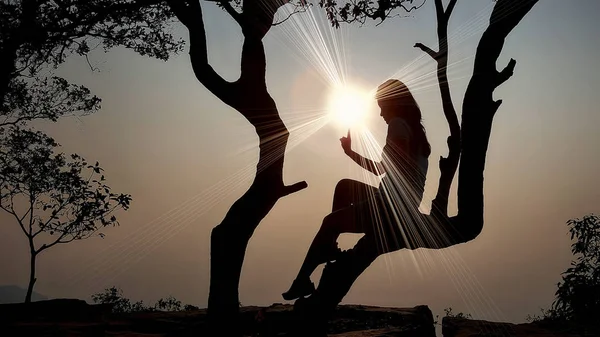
[283,79,434,300]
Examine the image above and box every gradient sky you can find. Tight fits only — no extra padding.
[1,0,599,324]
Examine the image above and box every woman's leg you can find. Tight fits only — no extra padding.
[332,179,378,212]
[283,206,360,300]
[283,180,377,300]
[297,179,377,273]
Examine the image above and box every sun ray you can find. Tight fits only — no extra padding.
[61,4,518,324]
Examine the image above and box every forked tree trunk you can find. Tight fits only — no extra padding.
[295,0,539,333]
[207,87,306,334]
[165,1,306,335]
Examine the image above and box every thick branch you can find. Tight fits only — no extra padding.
[241,0,288,38]
[166,0,233,104]
[457,0,538,232]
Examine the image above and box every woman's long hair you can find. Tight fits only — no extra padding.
[376,79,431,157]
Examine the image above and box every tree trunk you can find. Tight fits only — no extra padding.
[25,248,37,303]
[164,2,306,333]
[295,0,539,332]
[207,89,306,334]
[455,0,538,236]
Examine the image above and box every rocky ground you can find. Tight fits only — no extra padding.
[0,299,591,336]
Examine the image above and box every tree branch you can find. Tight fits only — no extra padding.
[237,0,289,88]
[413,42,439,60]
[280,181,308,198]
[433,0,445,24]
[496,58,516,87]
[273,3,311,26]
[0,203,29,238]
[166,0,234,104]
[445,0,458,21]
[28,195,35,236]
[37,230,71,253]
[415,0,461,217]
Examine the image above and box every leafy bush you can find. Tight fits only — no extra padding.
[526,214,600,328]
[91,286,146,313]
[552,214,600,323]
[91,286,196,313]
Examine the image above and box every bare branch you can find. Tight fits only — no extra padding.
[415,0,461,217]
[399,0,427,13]
[273,3,311,26]
[280,181,308,198]
[37,230,71,253]
[414,42,439,60]
[28,195,35,235]
[496,58,516,87]
[445,0,458,21]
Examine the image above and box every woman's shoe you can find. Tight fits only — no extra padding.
[282,277,315,301]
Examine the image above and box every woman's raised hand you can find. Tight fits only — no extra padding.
[340,129,352,154]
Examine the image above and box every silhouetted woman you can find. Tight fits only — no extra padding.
[282,79,431,300]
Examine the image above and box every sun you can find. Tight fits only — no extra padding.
[328,85,372,129]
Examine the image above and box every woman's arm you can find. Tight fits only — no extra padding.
[340,130,385,176]
[345,149,386,176]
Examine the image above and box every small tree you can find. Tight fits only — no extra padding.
[0,128,131,303]
[0,0,183,306]
[552,214,600,324]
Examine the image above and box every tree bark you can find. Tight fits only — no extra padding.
[295,0,539,332]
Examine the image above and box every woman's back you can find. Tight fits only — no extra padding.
[379,117,429,208]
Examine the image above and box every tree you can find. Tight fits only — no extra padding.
[292,0,540,333]
[0,0,183,128]
[0,127,132,303]
[163,0,307,333]
[0,0,182,304]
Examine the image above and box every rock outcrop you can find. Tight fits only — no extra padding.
[2,299,436,336]
[5,299,593,336]
[442,316,584,337]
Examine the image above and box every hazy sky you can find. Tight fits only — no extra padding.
[2,0,599,324]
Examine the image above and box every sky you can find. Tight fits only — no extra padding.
[1,0,600,325]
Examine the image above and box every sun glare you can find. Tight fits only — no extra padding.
[328,85,372,129]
